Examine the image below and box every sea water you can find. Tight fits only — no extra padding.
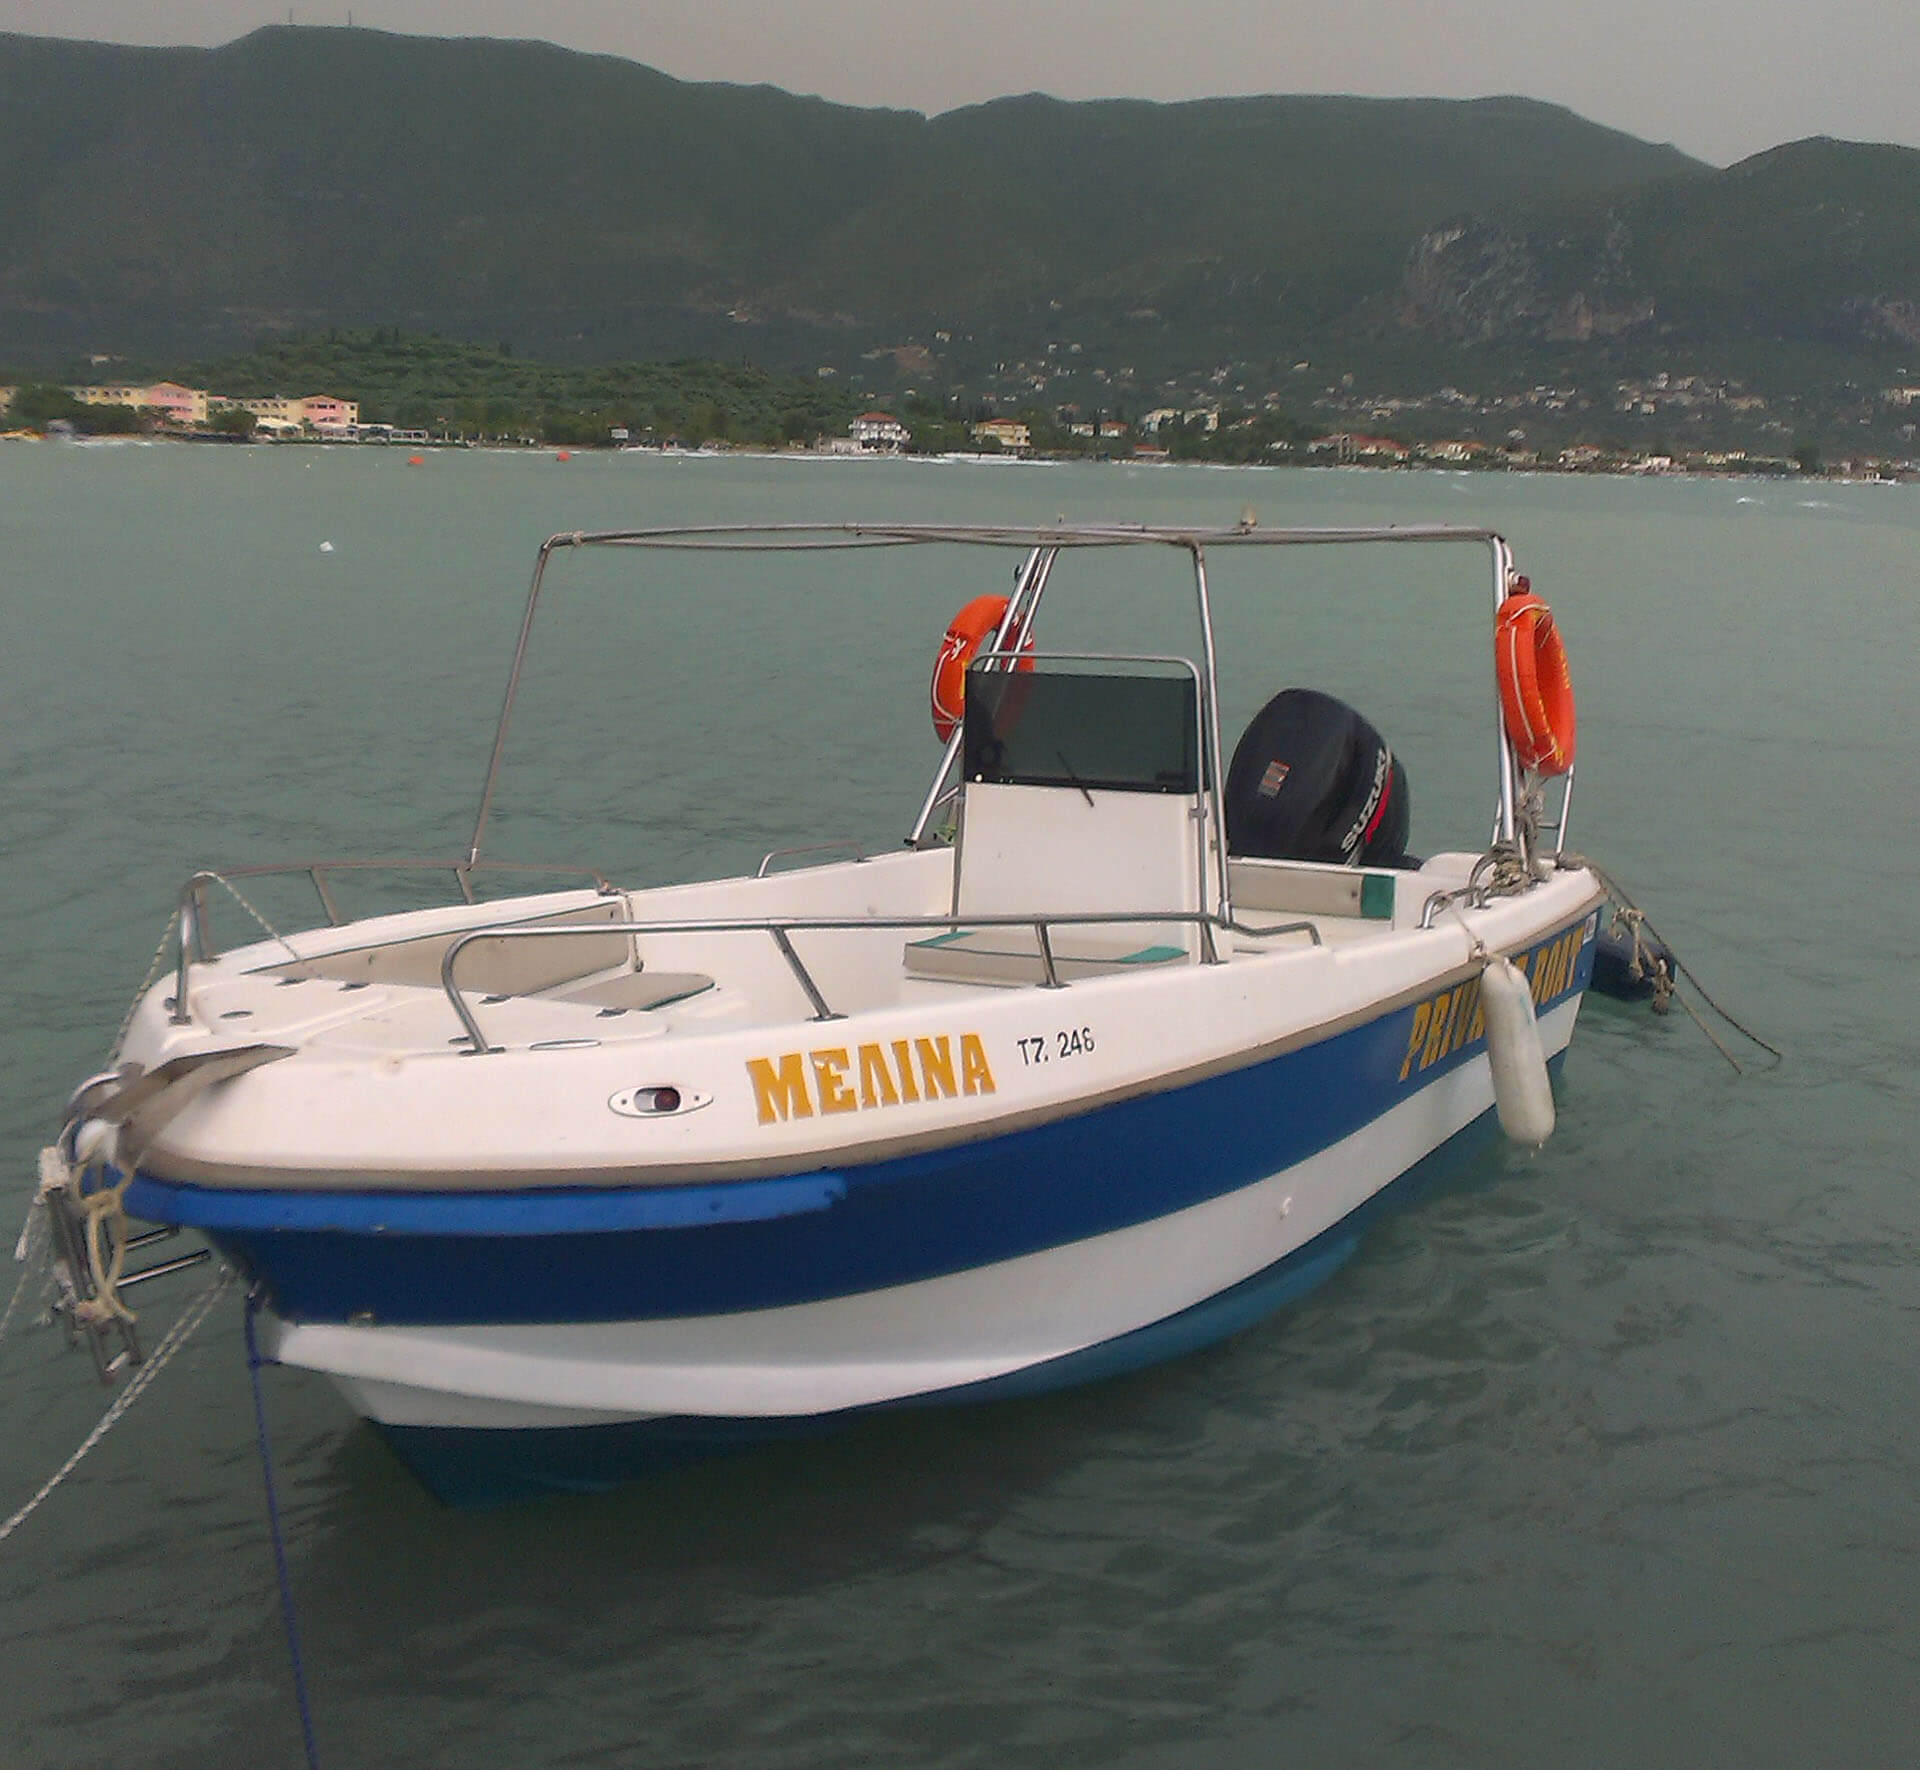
[1,443,1915,1769]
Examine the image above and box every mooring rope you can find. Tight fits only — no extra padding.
[1671,984,1747,1073]
[1559,853,1783,1067]
[109,872,306,1062]
[0,1206,52,1346]
[0,1266,234,1547]
[1604,904,1675,1013]
[108,913,181,1064]
[203,870,303,961]
[74,1161,140,1328]
[244,1289,323,1770]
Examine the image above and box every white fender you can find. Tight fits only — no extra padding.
[1480,955,1555,1146]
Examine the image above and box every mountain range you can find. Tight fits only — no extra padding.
[3,26,1917,392]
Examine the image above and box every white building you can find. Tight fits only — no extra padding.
[850,411,910,451]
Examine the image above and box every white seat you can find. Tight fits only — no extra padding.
[903,778,1211,985]
[955,780,1206,938]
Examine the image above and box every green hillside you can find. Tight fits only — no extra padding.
[1633,139,1920,344]
[0,26,1701,367]
[1402,137,1920,366]
[3,24,1915,414]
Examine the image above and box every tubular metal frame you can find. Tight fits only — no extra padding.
[908,544,1057,850]
[1188,543,1235,926]
[1485,534,1576,862]
[464,521,1525,874]
[947,648,1218,939]
[756,841,869,878]
[438,910,1324,1054]
[168,859,616,1026]
[164,521,1581,1031]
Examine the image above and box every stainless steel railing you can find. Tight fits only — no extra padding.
[438,909,1324,1054]
[755,841,868,878]
[467,522,1525,878]
[168,859,617,1026]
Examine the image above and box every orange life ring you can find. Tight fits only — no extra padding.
[930,594,1031,742]
[1495,582,1577,775]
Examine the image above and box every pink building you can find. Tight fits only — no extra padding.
[139,382,208,426]
[301,395,359,429]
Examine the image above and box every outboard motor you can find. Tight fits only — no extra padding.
[1225,688,1413,868]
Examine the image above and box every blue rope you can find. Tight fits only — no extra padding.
[244,1289,324,1770]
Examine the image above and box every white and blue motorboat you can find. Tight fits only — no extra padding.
[43,521,1603,1503]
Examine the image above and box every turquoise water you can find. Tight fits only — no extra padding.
[2,443,1916,1768]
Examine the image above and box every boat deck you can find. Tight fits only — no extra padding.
[164,850,1466,1061]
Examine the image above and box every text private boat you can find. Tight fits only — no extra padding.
[41,520,1601,1503]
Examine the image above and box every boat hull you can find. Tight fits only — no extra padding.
[127,917,1595,1503]
[354,1070,1529,1506]
[369,1216,1391,1506]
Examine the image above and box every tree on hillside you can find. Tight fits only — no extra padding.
[13,385,77,429]
[7,386,149,435]
[6,386,80,427]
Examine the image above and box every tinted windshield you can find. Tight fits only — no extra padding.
[964,666,1200,794]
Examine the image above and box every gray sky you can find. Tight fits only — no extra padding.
[8,0,1918,167]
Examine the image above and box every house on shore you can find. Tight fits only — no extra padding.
[1308,433,1409,465]
[230,394,361,434]
[850,411,910,451]
[298,395,359,432]
[72,381,209,426]
[65,383,359,433]
[141,382,209,426]
[971,418,1030,452]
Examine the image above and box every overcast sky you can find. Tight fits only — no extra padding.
[8,0,1918,167]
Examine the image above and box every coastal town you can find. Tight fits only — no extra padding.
[4,367,1917,479]
[0,379,398,440]
[951,353,1920,477]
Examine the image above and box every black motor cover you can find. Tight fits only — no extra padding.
[1225,688,1412,867]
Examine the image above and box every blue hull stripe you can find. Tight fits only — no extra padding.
[375,1106,1513,1507]
[127,928,1592,1328]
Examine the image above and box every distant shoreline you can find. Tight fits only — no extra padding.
[11,428,1910,486]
